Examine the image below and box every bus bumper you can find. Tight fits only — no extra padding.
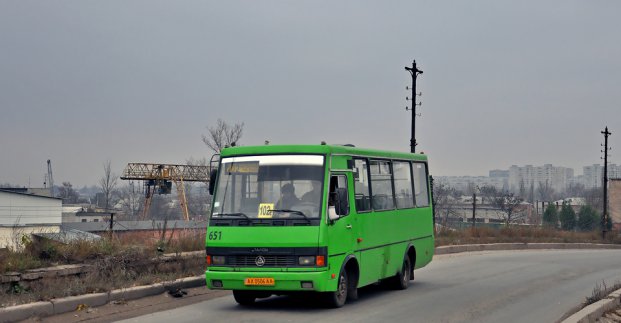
[205,269,334,292]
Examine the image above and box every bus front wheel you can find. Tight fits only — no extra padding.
[233,290,256,306]
[323,269,348,308]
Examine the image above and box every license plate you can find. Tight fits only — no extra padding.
[244,277,275,286]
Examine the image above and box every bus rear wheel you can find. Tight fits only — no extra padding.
[323,269,348,308]
[391,255,411,290]
[233,290,256,306]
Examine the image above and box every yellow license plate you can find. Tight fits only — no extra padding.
[244,278,275,286]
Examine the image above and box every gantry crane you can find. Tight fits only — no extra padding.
[120,163,211,221]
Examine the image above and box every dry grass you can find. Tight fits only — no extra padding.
[585,280,621,306]
[0,228,207,307]
[0,256,204,307]
[435,226,618,246]
[0,228,205,274]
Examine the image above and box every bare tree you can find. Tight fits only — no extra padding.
[584,187,603,211]
[117,183,143,220]
[528,181,535,204]
[479,185,498,205]
[519,179,526,199]
[433,181,460,226]
[493,192,526,225]
[99,160,119,210]
[537,180,555,202]
[185,157,210,219]
[565,182,586,198]
[202,119,244,154]
[58,182,79,204]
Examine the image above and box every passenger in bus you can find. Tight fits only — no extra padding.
[277,183,300,209]
[301,181,322,203]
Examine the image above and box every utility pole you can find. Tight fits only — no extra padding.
[601,127,612,239]
[405,60,423,153]
[472,191,477,230]
[109,212,115,239]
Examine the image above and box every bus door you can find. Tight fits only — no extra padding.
[326,173,357,268]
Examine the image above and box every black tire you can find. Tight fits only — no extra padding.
[392,255,411,290]
[323,269,348,308]
[233,290,256,306]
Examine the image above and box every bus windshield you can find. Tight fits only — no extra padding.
[211,155,325,220]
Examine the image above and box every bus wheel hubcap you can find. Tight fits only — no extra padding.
[338,274,346,299]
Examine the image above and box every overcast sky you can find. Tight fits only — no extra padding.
[1,1,620,188]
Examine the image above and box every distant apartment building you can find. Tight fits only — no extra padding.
[508,164,574,194]
[437,163,621,196]
[436,176,507,192]
[582,164,621,188]
[489,169,509,179]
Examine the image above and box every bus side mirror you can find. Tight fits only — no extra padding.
[335,188,349,216]
[208,169,217,195]
[328,206,339,221]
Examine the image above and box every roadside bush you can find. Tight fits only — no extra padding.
[559,202,577,231]
[542,204,558,228]
[577,205,600,232]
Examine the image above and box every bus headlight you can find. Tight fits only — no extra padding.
[212,256,226,265]
[298,256,315,266]
[298,256,326,266]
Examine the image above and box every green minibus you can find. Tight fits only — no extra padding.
[205,144,434,307]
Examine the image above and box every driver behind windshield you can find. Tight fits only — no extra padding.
[277,183,300,209]
[301,180,322,203]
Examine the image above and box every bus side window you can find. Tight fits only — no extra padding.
[353,159,371,212]
[330,174,350,216]
[393,161,414,209]
[412,162,430,207]
[369,160,395,211]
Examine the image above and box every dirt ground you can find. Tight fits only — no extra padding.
[19,287,230,323]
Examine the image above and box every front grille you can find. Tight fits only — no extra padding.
[228,255,296,267]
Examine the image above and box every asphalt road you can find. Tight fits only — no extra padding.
[118,249,621,323]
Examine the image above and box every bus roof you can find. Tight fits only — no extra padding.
[220,144,428,162]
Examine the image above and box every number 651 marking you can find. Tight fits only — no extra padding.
[208,231,222,240]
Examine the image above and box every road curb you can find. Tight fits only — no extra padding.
[50,292,109,314]
[0,276,206,322]
[0,301,54,323]
[109,283,166,303]
[435,242,621,255]
[562,288,621,323]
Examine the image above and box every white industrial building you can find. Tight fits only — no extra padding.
[0,189,62,249]
[62,205,112,223]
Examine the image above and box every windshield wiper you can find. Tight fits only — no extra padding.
[269,209,309,220]
[214,212,249,219]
